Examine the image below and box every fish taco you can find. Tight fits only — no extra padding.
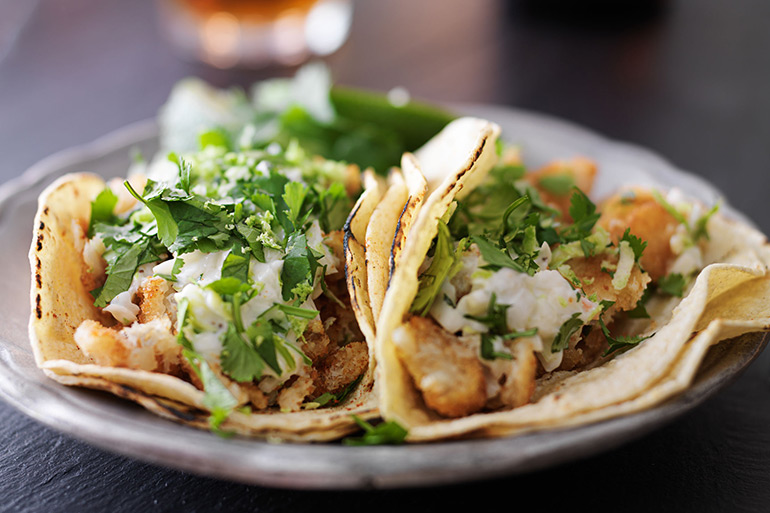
[375,117,770,441]
[30,135,385,441]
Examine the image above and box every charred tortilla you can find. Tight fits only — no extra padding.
[30,145,381,441]
[374,118,770,441]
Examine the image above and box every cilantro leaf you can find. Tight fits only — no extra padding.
[88,188,119,237]
[221,244,250,284]
[282,181,309,229]
[167,152,193,193]
[658,273,686,297]
[620,228,647,262]
[166,200,232,254]
[316,181,350,232]
[626,286,652,319]
[183,349,238,433]
[342,416,408,446]
[248,320,283,375]
[472,235,527,274]
[599,317,653,357]
[464,293,508,332]
[220,323,267,382]
[198,129,231,150]
[551,312,585,353]
[155,257,185,282]
[562,187,601,241]
[692,203,720,242]
[313,373,363,407]
[280,232,319,302]
[207,277,251,296]
[91,243,143,307]
[465,294,539,361]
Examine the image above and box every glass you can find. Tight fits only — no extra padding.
[157,0,353,68]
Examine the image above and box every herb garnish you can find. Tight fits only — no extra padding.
[658,273,687,297]
[599,317,653,357]
[464,293,539,360]
[342,416,408,446]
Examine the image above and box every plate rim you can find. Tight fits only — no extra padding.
[1,105,766,490]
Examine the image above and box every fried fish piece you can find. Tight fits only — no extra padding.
[525,157,598,221]
[598,189,681,281]
[393,316,487,418]
[74,317,181,373]
[568,253,651,315]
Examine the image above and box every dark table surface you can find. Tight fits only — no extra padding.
[2,0,770,511]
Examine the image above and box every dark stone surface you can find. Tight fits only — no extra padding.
[1,1,769,511]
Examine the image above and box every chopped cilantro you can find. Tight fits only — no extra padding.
[472,235,528,274]
[658,273,687,297]
[183,349,238,434]
[281,232,320,302]
[651,190,689,226]
[88,188,119,237]
[620,228,647,262]
[562,187,601,242]
[652,190,718,243]
[599,317,653,357]
[342,416,408,446]
[551,312,585,353]
[465,294,539,360]
[221,244,250,284]
[155,256,185,282]
[314,374,364,407]
[692,203,720,242]
[220,323,267,382]
[282,181,309,229]
[626,286,652,319]
[465,293,509,335]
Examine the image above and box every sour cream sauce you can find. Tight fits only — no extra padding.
[430,245,597,372]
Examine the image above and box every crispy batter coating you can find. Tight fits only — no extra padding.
[313,341,368,397]
[393,316,487,418]
[557,325,608,372]
[322,229,345,275]
[525,157,598,221]
[598,189,680,281]
[277,375,316,412]
[317,280,365,347]
[74,317,181,373]
[498,340,538,408]
[568,253,651,314]
[301,319,332,362]
[137,276,172,323]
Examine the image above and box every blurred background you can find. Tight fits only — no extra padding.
[2,1,770,511]
[2,0,768,233]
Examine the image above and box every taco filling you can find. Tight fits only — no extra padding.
[393,151,721,418]
[72,136,370,427]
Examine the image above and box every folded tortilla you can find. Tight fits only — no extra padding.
[375,118,770,441]
[30,172,380,442]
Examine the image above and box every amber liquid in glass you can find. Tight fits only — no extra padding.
[175,0,319,21]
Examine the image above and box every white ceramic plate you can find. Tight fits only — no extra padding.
[0,106,765,490]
